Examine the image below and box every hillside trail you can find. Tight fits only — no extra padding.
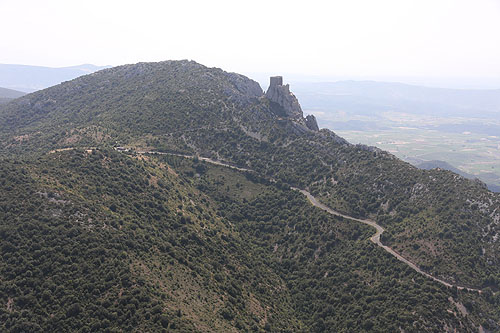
[138,150,481,293]
[294,189,481,293]
[136,151,253,172]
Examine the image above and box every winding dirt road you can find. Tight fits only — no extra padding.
[137,150,481,293]
[296,189,481,293]
[136,151,253,173]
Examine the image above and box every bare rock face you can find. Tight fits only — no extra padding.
[226,72,263,99]
[224,72,263,107]
[305,114,319,131]
[265,76,303,119]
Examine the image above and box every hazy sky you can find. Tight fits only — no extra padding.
[2,0,500,82]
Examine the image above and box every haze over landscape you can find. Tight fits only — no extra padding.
[1,0,500,332]
[2,0,500,85]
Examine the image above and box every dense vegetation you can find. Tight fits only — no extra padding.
[0,150,305,331]
[3,150,496,331]
[164,123,500,289]
[0,60,499,331]
[176,157,492,332]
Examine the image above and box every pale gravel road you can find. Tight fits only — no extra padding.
[296,188,481,293]
[138,150,481,293]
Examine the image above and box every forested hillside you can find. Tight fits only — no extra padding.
[0,60,499,331]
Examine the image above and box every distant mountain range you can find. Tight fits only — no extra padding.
[0,87,25,99]
[0,63,110,92]
[291,79,500,140]
[415,159,477,177]
[413,159,500,192]
[0,87,26,104]
[415,159,475,178]
[292,80,500,120]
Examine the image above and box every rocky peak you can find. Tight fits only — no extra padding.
[265,76,303,118]
[265,76,319,131]
[305,115,319,131]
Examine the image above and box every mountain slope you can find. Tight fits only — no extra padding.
[1,60,499,287]
[1,60,499,331]
[0,149,305,332]
[0,60,265,154]
[0,148,486,332]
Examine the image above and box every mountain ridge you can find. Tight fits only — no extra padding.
[0,87,26,99]
[0,87,26,105]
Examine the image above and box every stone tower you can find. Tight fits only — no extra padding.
[269,76,283,87]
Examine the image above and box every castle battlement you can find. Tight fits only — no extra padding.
[269,76,283,87]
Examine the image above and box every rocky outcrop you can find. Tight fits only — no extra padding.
[226,72,263,99]
[265,76,303,118]
[305,115,319,131]
[223,72,263,107]
[265,76,319,131]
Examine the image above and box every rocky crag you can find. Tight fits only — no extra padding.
[265,76,319,131]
